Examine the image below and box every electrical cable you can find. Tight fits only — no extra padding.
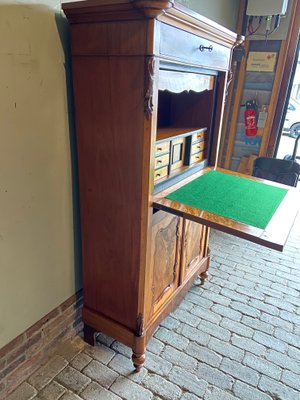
[247,15,281,39]
[246,16,263,38]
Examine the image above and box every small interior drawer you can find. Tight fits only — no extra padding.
[153,128,208,187]
[192,141,206,154]
[155,141,170,155]
[190,152,204,165]
[155,153,170,170]
[154,166,169,182]
[192,130,206,143]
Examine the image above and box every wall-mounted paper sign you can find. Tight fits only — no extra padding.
[246,52,277,72]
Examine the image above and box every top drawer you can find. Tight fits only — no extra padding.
[159,23,231,70]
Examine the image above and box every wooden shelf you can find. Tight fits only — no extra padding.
[156,127,206,142]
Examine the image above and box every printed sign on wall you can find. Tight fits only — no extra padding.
[246,52,277,72]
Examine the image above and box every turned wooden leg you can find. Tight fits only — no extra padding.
[83,324,96,346]
[200,269,209,284]
[132,351,145,372]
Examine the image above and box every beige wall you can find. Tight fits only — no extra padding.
[177,0,240,31]
[0,0,79,348]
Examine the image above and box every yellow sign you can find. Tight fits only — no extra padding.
[246,52,277,72]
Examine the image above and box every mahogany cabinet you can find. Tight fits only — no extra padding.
[63,0,297,370]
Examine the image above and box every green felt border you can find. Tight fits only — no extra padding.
[166,170,288,229]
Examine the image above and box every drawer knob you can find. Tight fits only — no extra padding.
[157,147,162,151]
[199,45,213,52]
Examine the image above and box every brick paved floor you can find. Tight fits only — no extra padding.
[7,211,300,400]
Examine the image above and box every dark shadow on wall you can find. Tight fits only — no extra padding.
[55,10,83,291]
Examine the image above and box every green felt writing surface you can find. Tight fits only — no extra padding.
[166,170,288,229]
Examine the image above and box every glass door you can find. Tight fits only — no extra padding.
[275,35,300,163]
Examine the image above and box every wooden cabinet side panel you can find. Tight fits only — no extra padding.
[72,56,146,330]
[210,72,227,166]
[70,20,148,56]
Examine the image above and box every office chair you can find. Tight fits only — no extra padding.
[252,157,300,187]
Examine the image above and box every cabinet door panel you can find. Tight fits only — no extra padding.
[182,220,207,279]
[150,211,182,312]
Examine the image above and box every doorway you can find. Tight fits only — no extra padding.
[275,34,300,162]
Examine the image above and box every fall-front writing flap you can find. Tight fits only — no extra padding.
[152,168,299,251]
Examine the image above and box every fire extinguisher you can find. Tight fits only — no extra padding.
[244,100,258,136]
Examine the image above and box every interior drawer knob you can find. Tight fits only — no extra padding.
[199,45,213,52]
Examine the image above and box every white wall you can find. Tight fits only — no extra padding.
[0,0,79,348]
[177,0,240,31]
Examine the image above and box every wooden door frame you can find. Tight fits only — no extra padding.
[266,0,300,157]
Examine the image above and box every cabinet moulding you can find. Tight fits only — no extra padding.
[133,0,174,18]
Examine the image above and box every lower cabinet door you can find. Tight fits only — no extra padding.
[181,219,207,279]
[150,210,182,312]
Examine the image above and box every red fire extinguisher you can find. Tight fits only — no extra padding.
[244,100,258,136]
